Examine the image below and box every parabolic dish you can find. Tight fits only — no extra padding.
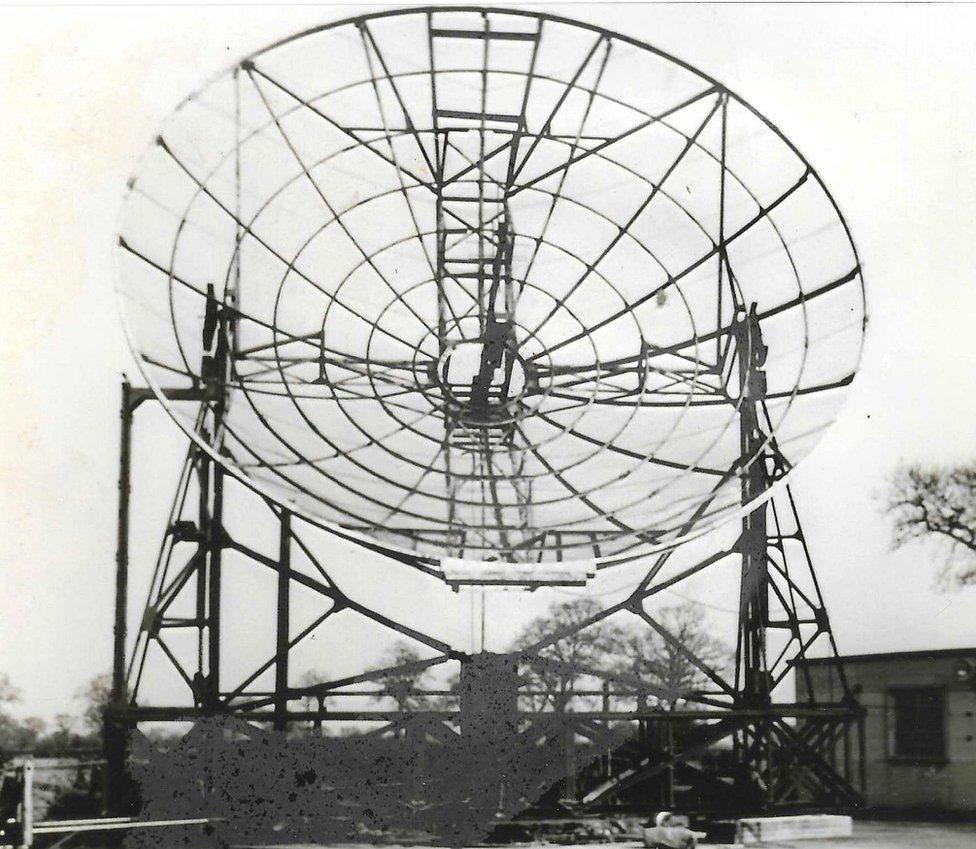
[117,7,865,572]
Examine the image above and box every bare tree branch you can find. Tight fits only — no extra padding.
[887,464,976,587]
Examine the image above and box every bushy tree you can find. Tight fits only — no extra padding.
[293,668,332,736]
[887,464,976,587]
[76,673,113,737]
[0,675,48,757]
[378,643,429,711]
[297,668,331,710]
[0,673,19,705]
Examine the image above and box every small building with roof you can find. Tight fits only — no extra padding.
[795,648,976,815]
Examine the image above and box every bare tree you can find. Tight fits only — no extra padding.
[887,464,976,587]
[512,598,624,712]
[615,603,731,710]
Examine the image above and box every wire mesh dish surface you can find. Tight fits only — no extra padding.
[118,7,865,571]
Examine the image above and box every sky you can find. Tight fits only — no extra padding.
[2,2,976,724]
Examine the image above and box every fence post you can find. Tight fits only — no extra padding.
[20,761,33,849]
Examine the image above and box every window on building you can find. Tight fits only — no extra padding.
[889,687,947,762]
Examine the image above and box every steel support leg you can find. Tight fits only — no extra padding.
[274,511,291,732]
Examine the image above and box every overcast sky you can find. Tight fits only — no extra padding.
[2,3,976,723]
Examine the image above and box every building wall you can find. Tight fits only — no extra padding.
[799,654,976,814]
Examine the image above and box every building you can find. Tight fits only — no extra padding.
[795,648,976,815]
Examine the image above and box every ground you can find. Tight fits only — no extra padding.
[233,820,976,849]
[564,820,976,849]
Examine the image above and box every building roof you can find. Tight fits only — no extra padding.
[795,647,976,666]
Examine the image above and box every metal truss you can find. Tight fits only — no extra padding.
[107,360,865,820]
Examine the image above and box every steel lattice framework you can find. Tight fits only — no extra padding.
[107,7,868,831]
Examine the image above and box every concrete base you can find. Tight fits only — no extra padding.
[737,814,852,844]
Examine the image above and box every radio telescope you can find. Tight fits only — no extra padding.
[108,9,870,827]
[118,6,864,580]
